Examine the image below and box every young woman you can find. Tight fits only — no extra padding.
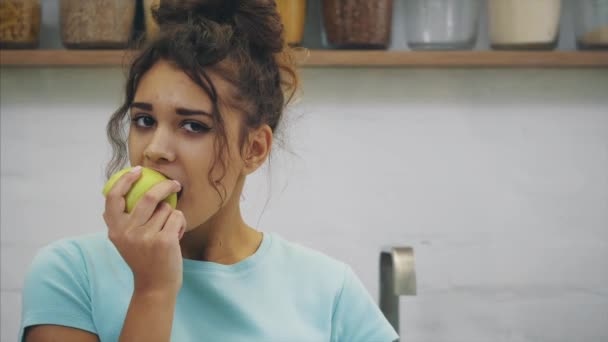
[19,1,398,341]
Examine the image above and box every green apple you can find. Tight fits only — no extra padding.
[102,166,178,213]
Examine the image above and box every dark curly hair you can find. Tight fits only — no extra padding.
[105,0,299,205]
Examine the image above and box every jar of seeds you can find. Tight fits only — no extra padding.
[144,0,160,42]
[321,0,393,49]
[60,0,136,49]
[276,0,307,46]
[0,0,41,49]
[573,0,608,50]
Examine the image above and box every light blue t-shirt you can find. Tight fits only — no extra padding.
[19,231,398,342]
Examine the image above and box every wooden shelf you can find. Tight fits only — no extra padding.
[1,49,607,68]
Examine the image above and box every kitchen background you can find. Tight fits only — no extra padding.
[1,0,608,341]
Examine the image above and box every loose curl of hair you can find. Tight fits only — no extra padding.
[105,0,299,205]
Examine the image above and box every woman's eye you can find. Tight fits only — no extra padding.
[183,122,211,134]
[132,115,155,128]
[131,115,210,134]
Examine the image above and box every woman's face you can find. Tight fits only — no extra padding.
[128,59,246,231]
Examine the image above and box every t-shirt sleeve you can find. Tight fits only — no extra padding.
[18,239,97,341]
[330,265,399,342]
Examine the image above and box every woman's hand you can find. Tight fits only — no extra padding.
[102,166,186,295]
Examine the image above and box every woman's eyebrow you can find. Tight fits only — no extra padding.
[130,102,211,117]
[176,107,212,117]
[131,102,153,111]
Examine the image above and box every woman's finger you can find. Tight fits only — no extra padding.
[129,180,181,227]
[160,209,187,240]
[104,166,143,223]
[137,202,174,236]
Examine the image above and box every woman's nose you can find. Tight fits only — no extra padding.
[144,149,174,163]
[143,130,176,163]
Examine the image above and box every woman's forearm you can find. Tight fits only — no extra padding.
[119,289,177,342]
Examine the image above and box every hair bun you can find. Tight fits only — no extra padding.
[153,0,284,55]
[154,0,240,27]
[233,0,284,54]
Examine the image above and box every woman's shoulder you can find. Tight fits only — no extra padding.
[267,232,349,280]
[20,233,110,340]
[29,232,114,274]
[37,231,110,256]
[44,231,109,247]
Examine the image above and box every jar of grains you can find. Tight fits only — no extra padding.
[60,0,136,49]
[0,0,41,48]
[144,0,160,42]
[573,0,608,50]
[321,0,393,49]
[276,0,307,46]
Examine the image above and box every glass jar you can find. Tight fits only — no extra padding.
[60,0,136,49]
[144,0,160,42]
[573,0,608,50]
[488,0,561,50]
[0,0,41,49]
[321,0,393,49]
[276,0,306,46]
[405,0,480,50]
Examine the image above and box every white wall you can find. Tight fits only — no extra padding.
[2,66,608,342]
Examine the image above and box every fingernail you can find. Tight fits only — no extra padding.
[173,180,181,188]
[178,227,185,240]
[130,166,142,173]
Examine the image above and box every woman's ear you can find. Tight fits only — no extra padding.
[243,124,272,175]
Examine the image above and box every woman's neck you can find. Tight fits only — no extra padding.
[178,181,262,263]
[179,216,262,264]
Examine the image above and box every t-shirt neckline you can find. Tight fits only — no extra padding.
[181,232,273,274]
